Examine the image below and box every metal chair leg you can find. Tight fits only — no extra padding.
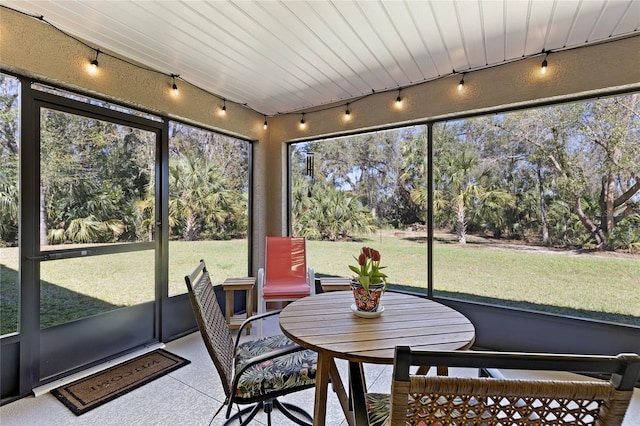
[224,402,262,426]
[273,399,313,426]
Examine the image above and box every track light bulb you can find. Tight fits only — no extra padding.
[263,115,268,130]
[220,99,227,115]
[300,113,306,129]
[541,58,548,74]
[457,77,465,91]
[344,104,351,120]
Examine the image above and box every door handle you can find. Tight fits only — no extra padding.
[27,250,90,261]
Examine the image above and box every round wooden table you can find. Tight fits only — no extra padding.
[279,291,476,425]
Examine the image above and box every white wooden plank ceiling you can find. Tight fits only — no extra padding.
[4,0,639,116]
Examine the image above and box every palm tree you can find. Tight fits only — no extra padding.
[0,170,18,244]
[438,149,480,244]
[132,190,156,242]
[292,180,376,240]
[399,131,428,223]
[169,155,237,241]
[472,183,517,238]
[45,179,126,244]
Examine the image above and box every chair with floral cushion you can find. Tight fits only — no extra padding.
[185,260,317,426]
[358,346,640,426]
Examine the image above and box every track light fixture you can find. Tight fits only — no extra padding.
[300,113,306,129]
[220,99,226,115]
[344,103,351,120]
[263,115,268,130]
[171,74,179,94]
[457,74,465,91]
[90,49,100,68]
[541,52,549,74]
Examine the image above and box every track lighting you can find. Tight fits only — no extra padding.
[541,52,549,74]
[171,74,178,95]
[344,103,351,120]
[300,113,306,129]
[457,74,465,91]
[220,99,226,115]
[263,115,268,130]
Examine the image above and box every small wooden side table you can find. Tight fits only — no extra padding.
[319,277,352,292]
[222,277,255,335]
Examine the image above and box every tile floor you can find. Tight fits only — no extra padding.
[1,315,639,426]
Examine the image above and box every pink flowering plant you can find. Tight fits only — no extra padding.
[349,247,387,292]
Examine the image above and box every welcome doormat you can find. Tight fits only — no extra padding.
[51,349,190,415]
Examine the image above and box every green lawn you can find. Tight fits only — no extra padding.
[1,236,638,335]
[307,236,639,325]
[431,242,639,323]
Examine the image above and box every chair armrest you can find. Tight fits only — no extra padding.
[234,309,283,349]
[231,343,310,390]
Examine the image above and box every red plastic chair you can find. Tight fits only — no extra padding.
[257,237,315,336]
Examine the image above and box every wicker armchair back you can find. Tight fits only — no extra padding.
[388,347,640,426]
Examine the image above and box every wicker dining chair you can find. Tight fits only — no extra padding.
[185,260,317,426]
[361,346,640,426]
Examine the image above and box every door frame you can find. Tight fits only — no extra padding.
[20,84,166,388]
[0,74,254,403]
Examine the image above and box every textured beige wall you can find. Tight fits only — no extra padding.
[2,7,639,271]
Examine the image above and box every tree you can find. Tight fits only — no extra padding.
[291,176,376,240]
[42,111,119,243]
[168,123,249,241]
[575,95,640,248]
[441,148,480,244]
[290,93,639,251]
[309,130,403,224]
[491,109,569,244]
[398,129,428,225]
[170,156,227,240]
[432,120,518,244]
[502,97,640,249]
[168,153,247,241]
[0,172,18,245]
[40,109,154,244]
[132,188,156,242]
[0,75,19,246]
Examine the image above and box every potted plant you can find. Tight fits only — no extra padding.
[349,246,387,313]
